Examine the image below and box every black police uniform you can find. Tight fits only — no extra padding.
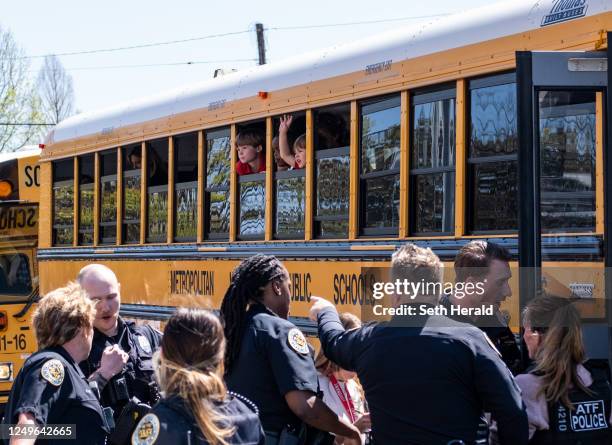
[440,294,523,375]
[3,345,109,445]
[530,360,612,445]
[131,393,266,444]
[79,317,162,416]
[225,303,319,438]
[317,305,528,445]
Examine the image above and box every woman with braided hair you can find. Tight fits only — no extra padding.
[131,308,265,445]
[221,254,361,445]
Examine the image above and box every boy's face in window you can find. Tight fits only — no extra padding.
[237,144,260,164]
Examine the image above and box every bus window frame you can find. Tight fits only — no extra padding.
[410,85,457,237]
[204,127,231,241]
[237,171,266,241]
[274,168,306,240]
[172,132,199,243]
[536,86,599,234]
[99,171,118,245]
[52,178,74,247]
[466,71,519,235]
[358,94,402,237]
[122,167,142,245]
[314,145,350,239]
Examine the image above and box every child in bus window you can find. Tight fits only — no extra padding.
[279,115,306,169]
[272,136,291,171]
[128,147,142,170]
[235,130,266,175]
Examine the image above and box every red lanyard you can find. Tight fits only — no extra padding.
[329,374,356,423]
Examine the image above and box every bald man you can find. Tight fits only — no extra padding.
[77,264,162,441]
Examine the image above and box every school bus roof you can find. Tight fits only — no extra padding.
[43,0,611,155]
[0,146,41,164]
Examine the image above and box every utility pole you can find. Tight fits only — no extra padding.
[255,23,266,65]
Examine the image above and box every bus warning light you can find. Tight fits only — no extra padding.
[0,181,13,199]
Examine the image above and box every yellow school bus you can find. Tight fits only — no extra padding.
[0,146,40,410]
[37,0,612,360]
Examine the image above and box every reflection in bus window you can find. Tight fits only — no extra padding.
[239,179,265,237]
[100,150,117,244]
[469,75,518,232]
[147,139,169,243]
[52,159,74,246]
[123,144,141,243]
[360,96,400,235]
[205,128,230,239]
[539,90,596,232]
[0,254,31,295]
[78,154,94,245]
[276,174,305,238]
[411,89,455,234]
[315,104,350,238]
[174,133,198,242]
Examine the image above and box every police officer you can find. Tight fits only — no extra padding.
[221,254,361,445]
[310,244,528,445]
[442,240,523,375]
[3,283,109,445]
[519,295,612,443]
[76,264,161,442]
[132,308,265,444]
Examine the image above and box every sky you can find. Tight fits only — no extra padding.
[5,0,494,115]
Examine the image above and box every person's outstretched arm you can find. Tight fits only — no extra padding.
[279,115,295,166]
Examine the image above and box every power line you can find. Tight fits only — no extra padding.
[7,13,451,61]
[266,13,450,31]
[0,123,55,126]
[34,58,257,73]
[12,29,252,60]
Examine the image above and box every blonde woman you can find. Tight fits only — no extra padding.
[315,313,371,445]
[4,283,109,445]
[131,308,265,445]
[518,296,612,443]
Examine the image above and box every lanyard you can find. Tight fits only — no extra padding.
[329,374,357,423]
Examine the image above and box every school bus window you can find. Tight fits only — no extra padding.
[52,158,74,246]
[468,73,518,233]
[78,154,94,245]
[237,122,266,240]
[539,90,596,232]
[360,96,400,236]
[122,143,141,244]
[174,132,198,242]
[205,128,230,239]
[314,104,350,239]
[100,149,117,244]
[0,253,31,295]
[146,138,169,243]
[411,88,455,235]
[274,113,305,239]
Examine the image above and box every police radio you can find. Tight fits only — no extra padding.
[107,375,130,405]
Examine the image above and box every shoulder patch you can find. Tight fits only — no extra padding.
[287,328,309,355]
[137,335,152,354]
[482,332,502,358]
[131,413,160,445]
[41,359,64,386]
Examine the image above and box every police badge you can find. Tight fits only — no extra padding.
[287,328,309,355]
[131,413,160,445]
[41,359,65,386]
[137,335,152,354]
